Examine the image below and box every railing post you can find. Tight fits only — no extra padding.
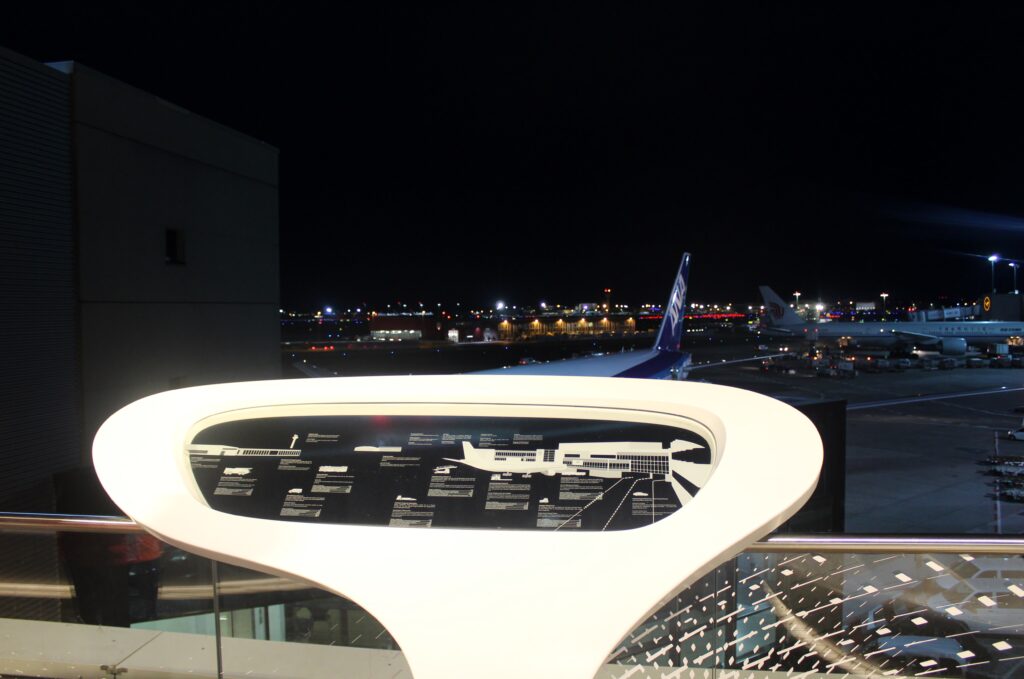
[211,560,224,679]
[994,429,1003,534]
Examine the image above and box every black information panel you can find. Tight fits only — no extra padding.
[189,415,712,531]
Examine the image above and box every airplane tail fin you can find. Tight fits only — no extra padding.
[653,253,690,353]
[758,286,804,327]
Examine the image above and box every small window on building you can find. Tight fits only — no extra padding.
[166,228,185,265]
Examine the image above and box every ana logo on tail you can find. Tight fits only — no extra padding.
[656,253,690,353]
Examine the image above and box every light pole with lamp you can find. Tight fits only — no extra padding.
[989,254,1000,293]
[1010,262,1019,295]
[880,292,889,316]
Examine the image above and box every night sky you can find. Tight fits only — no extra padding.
[4,3,1024,308]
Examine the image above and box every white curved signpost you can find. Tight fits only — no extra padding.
[94,375,822,679]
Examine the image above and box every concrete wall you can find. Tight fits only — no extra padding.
[68,65,281,456]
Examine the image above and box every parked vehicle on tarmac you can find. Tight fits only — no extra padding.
[991,355,1012,368]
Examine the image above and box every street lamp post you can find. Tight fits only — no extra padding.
[989,255,1000,293]
[793,291,801,307]
[880,292,889,315]
[1010,262,1020,295]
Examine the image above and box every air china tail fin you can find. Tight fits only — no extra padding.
[758,286,804,327]
[654,252,690,352]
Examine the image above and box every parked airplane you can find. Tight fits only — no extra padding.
[475,253,693,378]
[759,286,1024,356]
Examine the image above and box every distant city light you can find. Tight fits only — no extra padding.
[325,306,333,314]
[496,301,505,310]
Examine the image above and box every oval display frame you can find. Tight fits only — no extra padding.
[95,375,822,679]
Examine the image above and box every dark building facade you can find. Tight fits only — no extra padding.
[0,46,281,513]
[0,47,79,513]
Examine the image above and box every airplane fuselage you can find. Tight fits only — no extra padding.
[766,320,1024,345]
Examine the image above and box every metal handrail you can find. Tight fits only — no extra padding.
[0,512,139,534]
[752,534,1024,554]
[1,512,1022,554]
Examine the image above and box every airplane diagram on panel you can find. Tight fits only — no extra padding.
[446,439,712,504]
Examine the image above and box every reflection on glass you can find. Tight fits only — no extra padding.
[0,533,219,678]
[210,563,410,678]
[61,531,162,626]
[0,530,410,678]
[603,552,1024,678]
[199,561,399,648]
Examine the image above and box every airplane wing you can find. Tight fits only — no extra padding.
[891,330,940,343]
[687,353,789,372]
[475,346,691,379]
[847,386,1024,411]
[474,253,692,379]
[758,326,798,336]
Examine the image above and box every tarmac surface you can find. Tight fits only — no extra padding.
[692,338,1024,535]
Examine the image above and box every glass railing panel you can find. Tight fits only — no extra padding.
[0,518,412,678]
[0,530,219,678]
[205,560,399,647]
[212,561,411,678]
[5,516,1023,679]
[602,550,1024,678]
